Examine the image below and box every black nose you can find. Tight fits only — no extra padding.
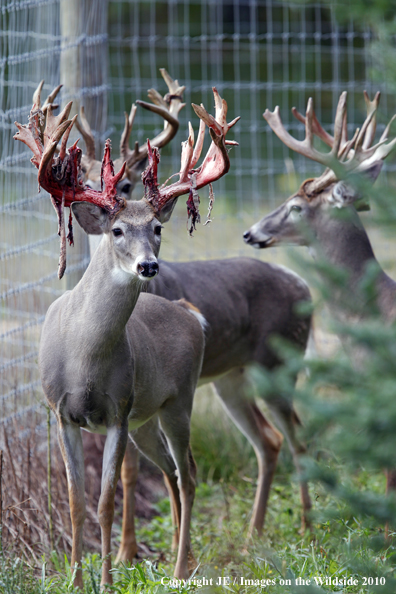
[137,260,159,278]
[243,230,251,243]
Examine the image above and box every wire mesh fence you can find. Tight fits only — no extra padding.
[1,0,395,552]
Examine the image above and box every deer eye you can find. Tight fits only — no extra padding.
[154,225,163,236]
[290,205,302,214]
[112,228,123,237]
[121,183,132,196]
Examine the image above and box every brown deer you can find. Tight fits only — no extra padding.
[14,85,234,587]
[66,74,314,563]
[243,91,396,497]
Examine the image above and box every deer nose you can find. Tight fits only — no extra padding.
[137,260,159,278]
[243,230,252,243]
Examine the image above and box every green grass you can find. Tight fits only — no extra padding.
[2,387,396,593]
[2,473,394,593]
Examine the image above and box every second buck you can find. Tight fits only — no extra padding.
[72,73,314,563]
[244,91,396,322]
[243,91,396,497]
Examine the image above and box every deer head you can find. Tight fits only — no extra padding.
[243,91,396,249]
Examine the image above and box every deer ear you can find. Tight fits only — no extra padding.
[71,202,111,235]
[330,181,357,208]
[329,161,384,210]
[158,196,178,223]
[362,160,383,183]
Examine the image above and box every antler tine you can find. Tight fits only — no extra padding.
[305,97,314,149]
[38,118,73,184]
[43,84,62,108]
[380,113,396,143]
[353,108,376,156]
[121,69,185,171]
[190,118,206,169]
[32,80,45,109]
[43,101,73,151]
[362,91,380,150]
[292,105,334,148]
[75,105,97,162]
[157,66,185,110]
[264,103,333,168]
[59,114,78,160]
[331,91,348,158]
[179,122,195,183]
[213,87,228,127]
[292,94,348,156]
[159,67,186,117]
[32,81,62,115]
[119,103,138,162]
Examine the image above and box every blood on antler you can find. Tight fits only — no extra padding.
[14,81,125,279]
[142,87,239,234]
[264,91,396,195]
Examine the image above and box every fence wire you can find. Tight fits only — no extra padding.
[0,0,394,440]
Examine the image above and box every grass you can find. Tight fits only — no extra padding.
[2,387,396,593]
[2,473,393,593]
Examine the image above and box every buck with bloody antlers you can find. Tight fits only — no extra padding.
[14,84,237,587]
[71,78,313,563]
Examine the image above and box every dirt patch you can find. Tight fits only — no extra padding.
[0,425,166,562]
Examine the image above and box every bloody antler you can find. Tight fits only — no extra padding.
[142,87,239,233]
[14,81,125,278]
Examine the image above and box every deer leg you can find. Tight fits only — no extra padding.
[163,473,181,552]
[131,417,182,555]
[266,395,312,532]
[57,421,86,590]
[158,404,196,580]
[213,370,283,538]
[163,446,197,553]
[98,423,129,587]
[115,440,140,564]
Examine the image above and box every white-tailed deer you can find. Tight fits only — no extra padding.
[69,76,314,562]
[243,91,396,494]
[244,91,396,318]
[14,84,234,587]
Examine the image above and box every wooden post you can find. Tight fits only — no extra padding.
[60,0,108,289]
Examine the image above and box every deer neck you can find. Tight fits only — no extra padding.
[69,235,144,349]
[311,209,394,319]
[313,212,377,284]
